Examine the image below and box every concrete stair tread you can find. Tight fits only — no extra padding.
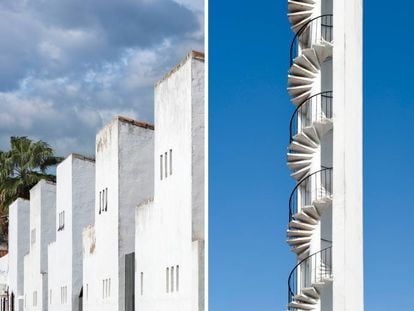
[301,49,320,71]
[293,294,318,304]
[291,242,311,254]
[288,74,314,86]
[288,302,315,310]
[289,64,318,78]
[289,220,314,231]
[302,287,320,299]
[295,54,319,73]
[291,91,313,106]
[287,159,313,170]
[293,131,319,148]
[294,212,318,225]
[290,166,310,181]
[287,153,314,161]
[287,229,313,237]
[301,205,320,219]
[288,85,313,97]
[287,236,312,245]
[288,141,316,154]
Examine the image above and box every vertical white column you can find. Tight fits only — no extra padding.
[333,0,364,310]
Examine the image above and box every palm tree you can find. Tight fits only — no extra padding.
[0,137,63,243]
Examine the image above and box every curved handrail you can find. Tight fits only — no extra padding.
[290,14,333,66]
[289,91,333,142]
[288,167,332,222]
[287,246,332,305]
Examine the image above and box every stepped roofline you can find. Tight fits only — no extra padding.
[70,153,96,163]
[155,50,204,87]
[117,116,154,130]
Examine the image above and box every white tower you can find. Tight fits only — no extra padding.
[8,199,30,311]
[82,116,154,311]
[286,0,363,310]
[134,51,205,311]
[48,154,95,311]
[23,180,57,311]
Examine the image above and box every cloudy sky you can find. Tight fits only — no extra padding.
[0,0,204,157]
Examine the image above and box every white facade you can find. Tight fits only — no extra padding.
[8,199,30,311]
[83,117,154,311]
[135,51,205,311]
[332,0,363,310]
[23,181,56,311]
[48,154,95,311]
[0,254,8,311]
[286,0,363,310]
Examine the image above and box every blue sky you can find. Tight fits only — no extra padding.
[209,0,414,310]
[0,0,203,156]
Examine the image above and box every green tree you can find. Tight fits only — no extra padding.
[0,137,63,243]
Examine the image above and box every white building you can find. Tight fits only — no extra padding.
[83,116,154,311]
[8,198,30,311]
[23,181,56,311]
[286,0,363,310]
[135,51,205,311]
[0,254,8,311]
[48,154,95,311]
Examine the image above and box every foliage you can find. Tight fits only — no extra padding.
[0,137,63,243]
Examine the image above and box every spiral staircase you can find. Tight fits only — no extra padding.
[285,4,334,311]
[288,0,316,33]
[288,247,333,310]
[288,40,332,106]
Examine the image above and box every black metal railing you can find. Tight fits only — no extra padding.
[290,14,333,66]
[289,91,333,142]
[288,246,332,310]
[289,168,332,222]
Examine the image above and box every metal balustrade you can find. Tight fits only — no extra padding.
[288,168,333,222]
[290,15,333,66]
[287,246,332,311]
[289,91,333,142]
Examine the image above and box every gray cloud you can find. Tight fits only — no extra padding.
[0,0,204,156]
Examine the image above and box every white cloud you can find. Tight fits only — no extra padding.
[0,0,204,156]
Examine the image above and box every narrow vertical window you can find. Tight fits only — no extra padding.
[160,155,163,180]
[166,267,169,293]
[105,188,108,211]
[49,289,52,305]
[99,191,102,214]
[165,152,168,178]
[86,284,88,301]
[108,278,111,297]
[102,280,105,299]
[102,189,105,212]
[176,265,179,292]
[171,266,174,292]
[169,149,173,175]
[140,272,144,295]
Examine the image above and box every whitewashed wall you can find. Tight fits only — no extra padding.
[333,0,364,310]
[0,254,8,306]
[8,199,30,311]
[23,181,56,311]
[48,154,95,311]
[135,51,205,311]
[83,117,154,311]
